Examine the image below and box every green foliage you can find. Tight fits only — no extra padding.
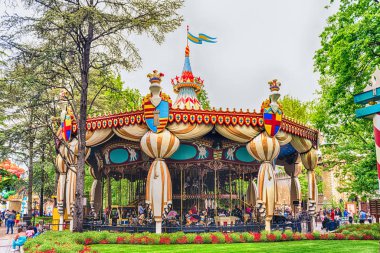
[197,89,211,110]
[280,95,312,124]
[313,0,380,198]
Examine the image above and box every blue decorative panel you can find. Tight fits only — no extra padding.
[235,147,255,162]
[170,144,197,160]
[109,148,129,164]
[278,143,297,159]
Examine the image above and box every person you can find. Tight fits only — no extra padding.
[7,210,16,234]
[138,203,144,216]
[4,210,9,228]
[343,209,348,218]
[330,209,335,221]
[11,228,27,252]
[15,212,20,227]
[25,225,35,238]
[348,213,353,224]
[190,204,197,215]
[367,212,372,223]
[231,205,242,221]
[359,210,366,224]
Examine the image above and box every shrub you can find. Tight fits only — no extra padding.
[213,232,226,243]
[84,238,93,245]
[312,231,320,239]
[242,232,254,243]
[185,234,197,244]
[116,236,126,244]
[99,239,109,244]
[305,233,315,240]
[176,235,188,244]
[260,231,268,242]
[169,232,186,244]
[201,233,212,244]
[327,233,336,240]
[284,230,293,240]
[272,231,282,241]
[320,234,328,240]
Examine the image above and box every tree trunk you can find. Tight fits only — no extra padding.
[39,152,45,216]
[27,139,34,216]
[72,6,94,231]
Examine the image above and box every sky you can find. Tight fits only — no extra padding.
[121,0,338,110]
[0,0,337,111]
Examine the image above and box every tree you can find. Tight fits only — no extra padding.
[197,89,211,110]
[313,0,379,197]
[1,0,183,231]
[280,95,311,124]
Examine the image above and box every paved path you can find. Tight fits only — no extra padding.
[0,225,16,253]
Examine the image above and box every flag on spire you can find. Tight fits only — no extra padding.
[187,26,217,44]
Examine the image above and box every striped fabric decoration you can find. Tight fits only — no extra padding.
[113,124,148,142]
[290,135,313,153]
[246,132,280,162]
[140,130,180,159]
[275,130,292,146]
[145,160,172,219]
[300,148,318,171]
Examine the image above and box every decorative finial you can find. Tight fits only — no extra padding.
[268,79,281,92]
[147,70,164,84]
[185,45,190,57]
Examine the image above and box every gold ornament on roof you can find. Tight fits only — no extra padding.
[268,79,281,92]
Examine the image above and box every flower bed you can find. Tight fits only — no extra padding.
[24,224,380,253]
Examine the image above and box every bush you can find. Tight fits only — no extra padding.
[194,235,203,244]
[159,236,171,245]
[213,232,226,243]
[242,232,254,243]
[284,230,293,240]
[260,231,269,242]
[201,233,212,244]
[272,231,282,241]
[312,231,320,239]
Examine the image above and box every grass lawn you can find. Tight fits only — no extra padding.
[90,240,379,253]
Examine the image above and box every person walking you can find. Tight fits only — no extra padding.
[359,210,366,224]
[7,210,16,234]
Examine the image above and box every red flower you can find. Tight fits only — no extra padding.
[224,234,233,243]
[194,235,203,244]
[79,246,91,253]
[116,237,126,244]
[267,234,276,242]
[84,238,93,245]
[176,236,188,244]
[335,233,345,240]
[305,233,315,240]
[159,237,171,245]
[99,239,109,244]
[281,234,288,240]
[253,233,261,242]
[363,234,374,240]
[210,234,219,244]
[293,234,302,240]
[348,235,356,240]
[320,234,329,240]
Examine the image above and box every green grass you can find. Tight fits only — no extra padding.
[90,240,379,253]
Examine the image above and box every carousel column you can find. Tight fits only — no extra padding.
[55,152,68,231]
[300,148,319,232]
[284,155,302,215]
[141,130,180,234]
[246,132,280,232]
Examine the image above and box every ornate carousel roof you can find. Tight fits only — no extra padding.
[69,44,318,147]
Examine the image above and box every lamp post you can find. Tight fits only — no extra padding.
[33,200,37,226]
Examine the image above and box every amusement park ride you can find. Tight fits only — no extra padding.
[54,31,321,233]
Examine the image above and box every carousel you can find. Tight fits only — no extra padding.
[55,43,320,233]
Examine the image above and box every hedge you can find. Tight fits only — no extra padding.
[24,224,380,253]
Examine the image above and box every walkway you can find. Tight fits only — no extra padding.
[0,225,15,253]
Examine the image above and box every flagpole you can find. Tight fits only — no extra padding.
[186,25,189,46]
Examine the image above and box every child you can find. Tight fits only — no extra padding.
[11,228,27,252]
[25,225,35,238]
[15,212,20,227]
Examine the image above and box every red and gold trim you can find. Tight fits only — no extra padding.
[74,108,318,144]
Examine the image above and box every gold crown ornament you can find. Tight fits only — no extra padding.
[268,79,281,92]
[147,70,164,84]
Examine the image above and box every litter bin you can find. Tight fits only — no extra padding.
[23,215,32,227]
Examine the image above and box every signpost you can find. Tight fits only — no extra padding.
[354,69,380,193]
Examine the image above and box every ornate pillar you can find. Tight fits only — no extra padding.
[246,132,280,232]
[55,153,67,231]
[290,136,319,231]
[284,155,302,215]
[140,130,180,233]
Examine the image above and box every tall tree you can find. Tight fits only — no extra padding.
[1,0,183,231]
[313,0,379,197]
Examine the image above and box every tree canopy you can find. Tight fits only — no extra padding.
[313,0,379,197]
